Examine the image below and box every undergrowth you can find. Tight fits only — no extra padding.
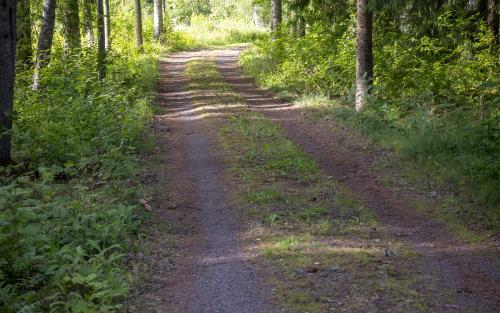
[0,6,163,312]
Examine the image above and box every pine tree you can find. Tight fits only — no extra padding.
[135,0,144,49]
[97,0,106,79]
[0,0,17,164]
[355,0,373,111]
[153,0,163,40]
[62,0,81,50]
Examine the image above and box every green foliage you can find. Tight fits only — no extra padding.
[241,9,500,226]
[13,50,155,170]
[1,1,163,312]
[0,174,138,313]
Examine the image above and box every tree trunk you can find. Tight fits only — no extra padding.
[135,0,143,49]
[0,0,16,164]
[97,0,106,80]
[33,0,57,90]
[83,0,94,47]
[253,6,261,27]
[62,0,81,50]
[487,0,498,35]
[16,0,32,68]
[355,0,373,111]
[103,0,111,49]
[271,0,282,32]
[153,0,163,40]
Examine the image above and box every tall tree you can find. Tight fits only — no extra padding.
[153,0,163,40]
[62,0,81,50]
[135,0,143,49]
[33,0,57,90]
[83,0,95,47]
[487,0,498,35]
[103,0,111,49]
[0,0,17,164]
[16,0,32,67]
[271,0,282,32]
[97,0,106,79]
[355,0,373,111]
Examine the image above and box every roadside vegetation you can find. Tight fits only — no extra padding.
[241,1,500,232]
[1,1,163,312]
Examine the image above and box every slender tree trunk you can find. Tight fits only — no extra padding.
[83,0,95,47]
[253,6,261,27]
[135,0,143,49]
[160,0,164,33]
[103,0,111,49]
[97,0,106,80]
[62,0,81,50]
[33,0,57,90]
[271,0,282,32]
[153,0,163,40]
[487,0,498,35]
[0,0,16,164]
[16,0,32,68]
[355,0,373,111]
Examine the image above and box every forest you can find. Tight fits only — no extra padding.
[0,0,499,312]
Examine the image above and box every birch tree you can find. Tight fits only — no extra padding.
[33,0,57,90]
[103,0,111,49]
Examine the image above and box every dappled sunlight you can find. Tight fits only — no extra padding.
[197,250,259,267]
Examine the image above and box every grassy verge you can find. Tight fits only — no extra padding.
[185,58,455,312]
[0,48,161,312]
